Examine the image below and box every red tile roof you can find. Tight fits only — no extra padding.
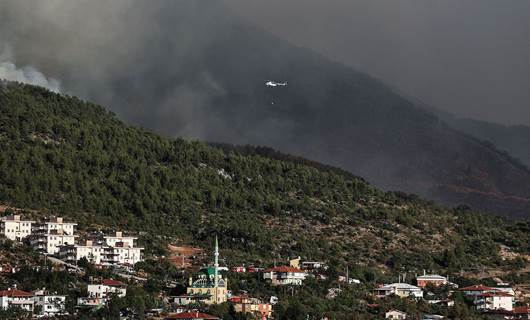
[102,279,126,287]
[459,285,496,292]
[513,306,530,314]
[165,312,220,320]
[476,292,513,297]
[265,266,304,273]
[0,289,32,297]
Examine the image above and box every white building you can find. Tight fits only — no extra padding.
[58,240,103,265]
[386,309,407,319]
[32,289,66,316]
[79,279,127,306]
[0,288,34,312]
[30,217,77,254]
[374,283,423,299]
[58,232,143,266]
[0,215,34,241]
[106,242,143,265]
[474,292,514,311]
[263,266,307,286]
[104,231,136,248]
[301,261,328,271]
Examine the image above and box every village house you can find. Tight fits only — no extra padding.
[416,274,448,288]
[32,288,67,316]
[187,238,228,305]
[78,279,127,306]
[170,294,210,307]
[29,217,77,254]
[231,266,246,273]
[0,215,35,241]
[459,284,515,312]
[301,261,328,271]
[0,288,34,312]
[164,312,221,320]
[459,284,499,296]
[246,265,263,273]
[386,309,407,319]
[427,299,455,307]
[229,296,273,319]
[263,266,307,286]
[474,291,514,312]
[374,283,423,299]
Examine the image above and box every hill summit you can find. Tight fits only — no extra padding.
[1,81,530,272]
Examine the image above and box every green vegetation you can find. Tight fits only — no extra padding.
[1,82,530,273]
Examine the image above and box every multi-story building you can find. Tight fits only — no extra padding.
[102,233,143,265]
[263,266,307,286]
[29,217,77,254]
[459,284,514,311]
[474,291,514,311]
[58,240,103,265]
[58,232,143,266]
[0,215,35,241]
[101,245,143,265]
[32,289,66,316]
[0,288,34,312]
[104,231,136,248]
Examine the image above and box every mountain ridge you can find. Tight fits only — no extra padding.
[2,1,530,218]
[2,81,530,273]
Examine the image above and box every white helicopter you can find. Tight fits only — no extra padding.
[265,81,287,87]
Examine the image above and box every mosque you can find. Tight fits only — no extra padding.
[186,237,228,305]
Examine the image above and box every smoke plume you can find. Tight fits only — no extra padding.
[0,44,60,93]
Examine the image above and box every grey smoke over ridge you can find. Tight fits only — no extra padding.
[0,0,232,139]
[0,43,60,93]
[226,0,530,126]
[1,0,529,127]
[2,0,530,219]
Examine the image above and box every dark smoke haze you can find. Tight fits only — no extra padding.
[1,0,529,127]
[2,0,530,218]
[226,0,530,126]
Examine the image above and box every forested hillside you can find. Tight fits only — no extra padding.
[4,1,530,219]
[440,115,530,169]
[1,81,530,272]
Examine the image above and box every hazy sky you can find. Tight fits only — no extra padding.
[1,0,529,126]
[227,0,530,126]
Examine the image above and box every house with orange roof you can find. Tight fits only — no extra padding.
[0,288,34,312]
[459,284,498,296]
[78,279,127,306]
[164,312,220,320]
[263,266,307,286]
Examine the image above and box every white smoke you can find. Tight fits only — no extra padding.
[0,44,61,93]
